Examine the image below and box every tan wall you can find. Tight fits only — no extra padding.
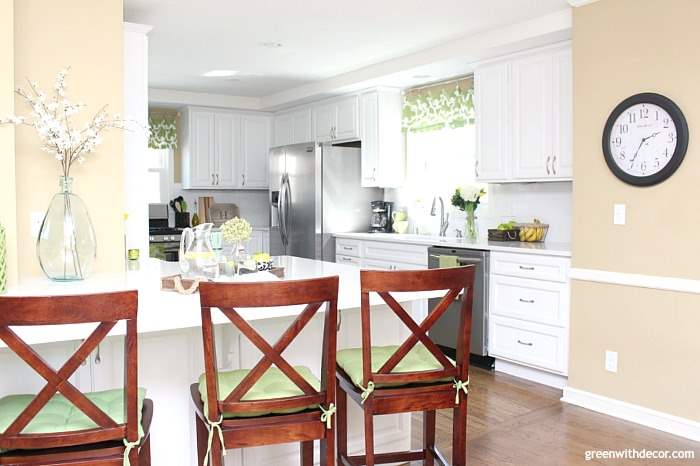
[570,0,700,420]
[0,0,18,286]
[12,0,125,278]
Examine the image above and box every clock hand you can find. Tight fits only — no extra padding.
[631,132,662,162]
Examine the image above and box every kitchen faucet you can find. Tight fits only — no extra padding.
[430,196,450,237]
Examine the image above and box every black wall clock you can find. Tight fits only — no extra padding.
[602,92,688,186]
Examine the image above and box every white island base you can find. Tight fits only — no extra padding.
[0,257,435,466]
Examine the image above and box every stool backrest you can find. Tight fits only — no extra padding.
[198,277,339,422]
[0,291,139,450]
[359,267,475,387]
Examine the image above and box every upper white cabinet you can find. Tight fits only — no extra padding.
[314,96,359,142]
[475,43,572,182]
[182,107,271,189]
[359,88,405,187]
[272,108,312,147]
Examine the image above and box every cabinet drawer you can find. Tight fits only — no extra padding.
[489,316,567,374]
[491,252,569,282]
[336,254,360,266]
[362,241,428,266]
[490,275,569,327]
[336,239,360,258]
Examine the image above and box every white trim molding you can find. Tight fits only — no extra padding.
[494,360,568,389]
[562,387,700,442]
[566,0,601,6]
[570,268,700,295]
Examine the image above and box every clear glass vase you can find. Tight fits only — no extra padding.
[465,204,478,242]
[37,177,96,281]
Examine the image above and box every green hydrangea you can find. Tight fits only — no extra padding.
[220,217,252,243]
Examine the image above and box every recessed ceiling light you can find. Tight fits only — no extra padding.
[202,70,239,78]
[261,42,283,48]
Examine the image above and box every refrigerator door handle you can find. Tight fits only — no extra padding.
[283,174,292,247]
[278,174,288,247]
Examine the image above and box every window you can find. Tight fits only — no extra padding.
[146,148,171,203]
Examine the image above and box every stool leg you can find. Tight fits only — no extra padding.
[337,386,348,462]
[423,410,436,466]
[210,431,224,466]
[452,400,468,466]
[196,415,208,466]
[364,404,375,466]
[320,415,336,466]
[138,434,152,466]
[301,440,314,466]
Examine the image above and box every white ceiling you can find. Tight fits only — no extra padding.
[124,0,570,98]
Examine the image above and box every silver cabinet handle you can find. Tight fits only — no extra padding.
[519,265,535,271]
[241,173,245,186]
[340,257,352,262]
[216,174,220,185]
[475,160,479,178]
[552,155,557,175]
[342,246,353,251]
[211,173,215,185]
[519,298,535,304]
[517,339,533,346]
[95,344,101,365]
[546,156,551,175]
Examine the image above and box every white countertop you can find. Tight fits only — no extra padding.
[333,232,571,257]
[1,257,441,348]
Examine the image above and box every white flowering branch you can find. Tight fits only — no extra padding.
[0,67,127,178]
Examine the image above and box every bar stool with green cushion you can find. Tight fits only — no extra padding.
[191,277,339,466]
[336,267,475,466]
[0,291,153,466]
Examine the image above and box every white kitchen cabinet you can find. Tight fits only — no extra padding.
[273,113,293,147]
[314,96,359,142]
[273,108,312,147]
[241,115,271,188]
[334,238,427,270]
[474,43,572,183]
[475,61,511,182]
[249,228,270,254]
[359,88,405,188]
[182,107,271,189]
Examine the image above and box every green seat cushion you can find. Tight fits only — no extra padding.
[0,388,146,450]
[337,344,454,389]
[198,366,321,418]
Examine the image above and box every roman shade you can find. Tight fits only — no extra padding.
[401,76,475,133]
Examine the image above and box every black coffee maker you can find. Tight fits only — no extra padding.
[369,201,394,233]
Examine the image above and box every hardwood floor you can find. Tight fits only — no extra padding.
[397,367,700,465]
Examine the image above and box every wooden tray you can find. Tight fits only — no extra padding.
[161,275,203,294]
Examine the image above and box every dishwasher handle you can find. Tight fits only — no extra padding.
[428,254,482,265]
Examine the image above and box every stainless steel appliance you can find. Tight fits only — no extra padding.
[369,200,393,233]
[428,246,492,365]
[270,142,381,260]
[148,203,182,262]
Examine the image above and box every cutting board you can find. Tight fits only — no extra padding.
[209,203,240,226]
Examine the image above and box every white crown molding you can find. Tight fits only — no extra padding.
[149,88,263,111]
[123,22,153,35]
[570,268,700,295]
[566,0,602,6]
[562,387,700,441]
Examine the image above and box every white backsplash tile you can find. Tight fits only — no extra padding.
[170,184,270,227]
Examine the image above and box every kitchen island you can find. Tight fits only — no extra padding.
[0,257,438,466]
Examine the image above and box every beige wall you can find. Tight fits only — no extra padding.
[0,0,18,286]
[12,0,125,278]
[570,0,700,420]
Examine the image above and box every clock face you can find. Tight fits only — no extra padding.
[608,103,677,177]
[602,93,688,186]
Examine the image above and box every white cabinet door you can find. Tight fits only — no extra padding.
[215,112,241,188]
[335,96,359,140]
[273,113,293,147]
[512,53,553,179]
[249,230,270,254]
[241,115,270,189]
[314,102,335,142]
[551,47,573,179]
[475,62,511,181]
[292,108,313,144]
[359,91,379,186]
[189,110,216,188]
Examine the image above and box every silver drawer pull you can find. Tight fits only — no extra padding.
[519,265,535,271]
[519,298,535,304]
[517,339,533,346]
[340,257,352,262]
[343,246,353,251]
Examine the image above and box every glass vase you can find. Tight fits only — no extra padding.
[465,204,478,242]
[37,177,96,281]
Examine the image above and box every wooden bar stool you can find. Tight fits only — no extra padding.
[336,267,475,466]
[191,276,339,466]
[0,291,153,466]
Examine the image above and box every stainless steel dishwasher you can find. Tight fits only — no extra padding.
[428,246,493,368]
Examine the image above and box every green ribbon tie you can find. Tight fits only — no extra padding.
[204,415,227,466]
[123,438,140,466]
[453,377,470,405]
[320,403,337,429]
[360,381,375,404]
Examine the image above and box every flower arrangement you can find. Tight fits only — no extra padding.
[451,185,486,212]
[0,67,126,178]
[220,217,252,244]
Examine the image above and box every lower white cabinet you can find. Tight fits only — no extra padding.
[334,238,427,270]
[249,228,270,254]
[488,252,570,376]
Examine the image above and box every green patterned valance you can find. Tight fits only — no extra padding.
[148,115,178,150]
[402,78,475,133]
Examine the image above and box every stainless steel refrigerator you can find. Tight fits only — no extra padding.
[270,142,381,261]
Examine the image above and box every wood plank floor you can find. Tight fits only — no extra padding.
[393,367,700,465]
